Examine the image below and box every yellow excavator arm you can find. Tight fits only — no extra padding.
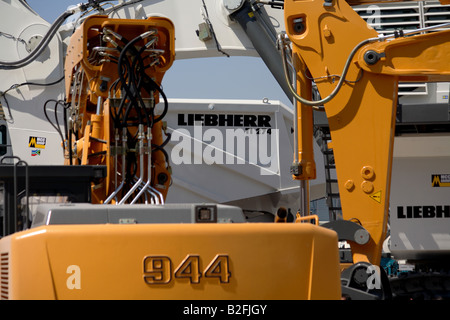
[283,0,450,268]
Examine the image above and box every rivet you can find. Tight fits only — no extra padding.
[361,181,374,194]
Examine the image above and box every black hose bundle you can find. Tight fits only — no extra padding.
[110,30,171,189]
[114,31,169,130]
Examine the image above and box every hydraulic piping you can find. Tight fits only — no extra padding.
[278,21,450,109]
[0,1,112,70]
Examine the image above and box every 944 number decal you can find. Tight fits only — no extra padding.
[143,254,231,285]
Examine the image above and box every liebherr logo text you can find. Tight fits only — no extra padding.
[177,113,273,135]
[178,113,271,128]
[397,205,450,218]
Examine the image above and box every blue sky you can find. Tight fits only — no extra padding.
[26,0,292,106]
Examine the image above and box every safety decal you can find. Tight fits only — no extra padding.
[369,190,382,203]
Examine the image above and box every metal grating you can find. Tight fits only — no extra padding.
[353,1,450,33]
[353,1,422,34]
[1,252,8,300]
[424,1,450,29]
[354,1,450,97]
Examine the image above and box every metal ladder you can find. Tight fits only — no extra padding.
[316,127,342,221]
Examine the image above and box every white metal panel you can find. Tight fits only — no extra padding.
[108,0,286,59]
[162,99,326,213]
[390,135,450,259]
[0,0,65,165]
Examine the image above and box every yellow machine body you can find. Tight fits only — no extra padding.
[0,12,342,301]
[1,223,340,300]
[64,15,175,204]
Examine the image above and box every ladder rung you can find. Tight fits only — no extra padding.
[328,193,340,197]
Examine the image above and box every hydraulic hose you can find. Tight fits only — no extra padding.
[117,31,156,127]
[0,0,114,70]
[279,33,372,109]
[0,9,75,70]
[278,21,450,108]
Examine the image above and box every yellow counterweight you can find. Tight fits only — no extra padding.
[1,222,341,300]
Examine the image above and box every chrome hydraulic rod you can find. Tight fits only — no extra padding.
[119,124,145,204]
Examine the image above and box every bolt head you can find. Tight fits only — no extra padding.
[345,180,354,191]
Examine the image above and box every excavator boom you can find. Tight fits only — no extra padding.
[283,0,450,297]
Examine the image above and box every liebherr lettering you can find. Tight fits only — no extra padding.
[397,205,450,218]
[178,113,271,127]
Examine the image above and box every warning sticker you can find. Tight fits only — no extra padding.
[369,190,382,203]
[28,136,46,149]
[432,174,450,187]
